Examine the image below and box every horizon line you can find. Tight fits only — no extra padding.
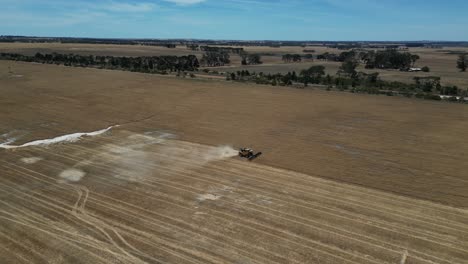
[2,35,468,43]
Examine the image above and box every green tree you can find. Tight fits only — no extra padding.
[410,54,420,67]
[247,54,262,65]
[242,53,262,65]
[300,65,326,86]
[338,59,358,78]
[457,54,467,72]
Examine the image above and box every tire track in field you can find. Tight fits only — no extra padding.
[11,142,464,264]
[0,242,34,264]
[0,181,212,264]
[0,190,140,264]
[69,187,197,264]
[148,148,468,236]
[66,134,468,231]
[0,214,115,264]
[62,135,468,236]
[1,134,466,264]
[13,148,388,264]
[0,229,48,262]
[0,168,157,264]
[0,163,285,264]
[0,180,108,241]
[119,166,462,264]
[0,171,148,264]
[0,163,317,264]
[0,159,432,264]
[58,136,468,264]
[111,165,464,264]
[59,140,464,256]
[222,159,468,222]
[0,169,217,263]
[151,139,468,225]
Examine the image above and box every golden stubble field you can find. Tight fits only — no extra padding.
[1,61,468,264]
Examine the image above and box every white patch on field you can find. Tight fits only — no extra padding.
[159,143,238,173]
[0,126,117,149]
[20,157,43,164]
[197,194,221,201]
[0,137,17,147]
[59,169,86,183]
[197,185,234,203]
[202,145,238,162]
[73,132,173,182]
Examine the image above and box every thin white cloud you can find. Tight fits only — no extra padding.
[163,0,206,6]
[0,10,108,27]
[103,1,156,12]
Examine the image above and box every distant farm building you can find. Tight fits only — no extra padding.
[439,95,468,101]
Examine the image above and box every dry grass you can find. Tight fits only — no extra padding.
[2,43,466,87]
[0,42,202,57]
[1,61,468,263]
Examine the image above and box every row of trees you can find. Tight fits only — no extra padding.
[139,43,176,48]
[187,45,245,54]
[316,52,340,61]
[282,54,314,63]
[200,52,230,67]
[315,49,421,70]
[0,52,200,73]
[226,64,467,101]
[282,54,302,62]
[200,51,263,66]
[187,44,200,50]
[363,50,419,69]
[0,50,263,70]
[199,46,244,54]
[457,54,467,72]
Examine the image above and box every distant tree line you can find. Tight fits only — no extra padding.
[136,43,177,48]
[457,54,467,72]
[200,52,231,67]
[241,53,262,65]
[362,50,419,69]
[0,52,199,73]
[2,36,468,48]
[226,64,467,102]
[326,44,363,50]
[315,49,421,70]
[199,46,244,54]
[282,54,302,63]
[282,54,314,63]
[199,51,263,66]
[316,52,339,61]
[187,44,200,50]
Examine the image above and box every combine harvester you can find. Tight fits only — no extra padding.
[238,148,262,161]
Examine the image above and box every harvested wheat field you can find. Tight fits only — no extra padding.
[1,61,468,264]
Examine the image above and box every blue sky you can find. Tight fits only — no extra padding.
[1,0,467,41]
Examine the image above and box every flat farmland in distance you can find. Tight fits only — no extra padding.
[0,42,203,57]
[2,43,467,87]
[1,60,468,263]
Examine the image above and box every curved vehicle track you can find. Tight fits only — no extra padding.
[1,130,467,264]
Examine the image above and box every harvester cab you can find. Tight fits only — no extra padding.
[239,148,262,161]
